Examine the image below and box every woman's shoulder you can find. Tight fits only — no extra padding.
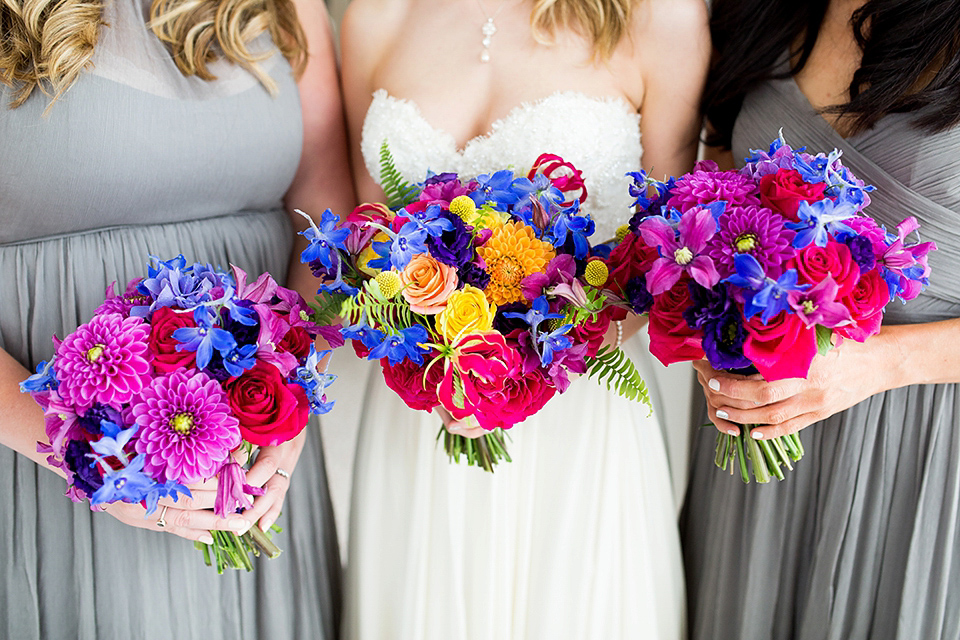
[631,0,709,47]
[341,0,408,43]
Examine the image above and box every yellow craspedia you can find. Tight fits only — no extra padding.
[375,270,403,299]
[356,231,390,276]
[435,285,496,342]
[477,220,555,306]
[615,224,631,243]
[584,260,609,287]
[449,195,477,222]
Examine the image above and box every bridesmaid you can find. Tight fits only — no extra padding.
[683,1,960,639]
[0,0,351,638]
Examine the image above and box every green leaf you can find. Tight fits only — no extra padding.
[309,291,348,327]
[815,324,834,356]
[379,140,419,209]
[584,346,652,412]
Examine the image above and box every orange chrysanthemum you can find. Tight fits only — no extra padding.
[477,220,556,305]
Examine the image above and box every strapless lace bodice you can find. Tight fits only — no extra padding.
[361,89,642,241]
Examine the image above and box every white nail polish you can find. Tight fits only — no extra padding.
[708,378,720,391]
[751,431,764,440]
[716,409,729,420]
[199,534,214,545]
[260,518,275,532]
[726,429,739,436]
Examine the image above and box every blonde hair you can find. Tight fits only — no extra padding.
[0,0,306,108]
[531,0,633,60]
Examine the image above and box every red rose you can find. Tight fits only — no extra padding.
[835,269,889,343]
[743,311,817,381]
[148,307,197,373]
[529,153,588,206]
[380,355,444,412]
[485,368,556,429]
[570,308,613,358]
[224,360,309,446]
[758,169,829,221]
[647,278,704,366]
[792,240,860,298]
[606,232,658,293]
[277,325,312,361]
[437,333,522,430]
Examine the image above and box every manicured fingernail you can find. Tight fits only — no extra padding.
[199,534,214,545]
[716,409,729,420]
[751,431,764,440]
[229,518,250,531]
[708,378,720,391]
[726,429,739,436]
[260,518,275,532]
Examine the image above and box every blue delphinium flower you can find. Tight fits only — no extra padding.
[341,322,386,350]
[91,453,156,506]
[503,296,562,335]
[173,305,237,370]
[222,343,258,377]
[89,420,138,462]
[139,255,215,313]
[299,209,350,270]
[368,326,430,366]
[20,359,58,393]
[515,172,564,213]
[403,204,455,237]
[143,480,192,516]
[537,324,574,367]
[787,199,857,249]
[547,203,596,259]
[472,170,521,209]
[726,253,808,323]
[388,222,430,270]
[294,346,337,415]
[218,287,258,326]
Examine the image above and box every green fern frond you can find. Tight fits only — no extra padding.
[339,279,419,332]
[585,346,652,412]
[309,292,349,327]
[379,140,419,209]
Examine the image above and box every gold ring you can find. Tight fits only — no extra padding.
[156,505,169,528]
[275,468,290,479]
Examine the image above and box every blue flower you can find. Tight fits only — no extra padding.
[537,324,573,367]
[294,346,337,415]
[547,203,595,259]
[90,454,156,506]
[403,204,455,237]
[786,199,857,248]
[341,322,386,349]
[516,173,564,213]
[388,222,430,270]
[368,325,430,366]
[503,296,562,335]
[20,359,58,393]
[222,343,258,377]
[219,288,258,326]
[299,209,350,271]
[89,420,138,461]
[143,480,192,516]
[140,256,216,312]
[626,171,675,215]
[173,306,237,370]
[726,254,808,323]
[472,170,521,209]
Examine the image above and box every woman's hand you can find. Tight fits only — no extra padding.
[694,335,894,440]
[435,407,486,439]
[239,430,308,532]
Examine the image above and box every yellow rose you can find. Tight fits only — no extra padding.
[435,285,496,342]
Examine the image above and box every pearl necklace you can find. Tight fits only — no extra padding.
[475,0,509,62]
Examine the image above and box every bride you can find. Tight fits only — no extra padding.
[340,0,707,637]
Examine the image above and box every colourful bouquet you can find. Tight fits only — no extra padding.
[300,146,650,471]
[20,256,336,570]
[617,134,935,483]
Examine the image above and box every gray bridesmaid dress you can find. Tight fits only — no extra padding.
[0,2,341,639]
[682,73,960,640]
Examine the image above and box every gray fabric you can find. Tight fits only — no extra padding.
[0,14,341,640]
[681,73,960,640]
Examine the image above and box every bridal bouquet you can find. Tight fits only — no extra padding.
[300,146,650,471]
[20,256,336,571]
[617,134,935,483]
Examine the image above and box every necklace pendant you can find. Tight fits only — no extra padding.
[480,50,491,62]
[480,17,496,62]
[481,18,497,37]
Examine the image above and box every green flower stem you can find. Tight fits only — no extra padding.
[713,425,806,483]
[438,426,511,472]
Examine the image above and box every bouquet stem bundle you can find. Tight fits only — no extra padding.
[714,429,804,484]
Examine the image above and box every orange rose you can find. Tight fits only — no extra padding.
[400,253,458,314]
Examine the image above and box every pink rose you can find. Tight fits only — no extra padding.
[743,311,817,381]
[647,278,704,366]
[381,355,444,411]
[400,253,458,314]
[835,269,890,343]
[276,325,312,361]
[758,169,828,221]
[437,333,522,430]
[224,360,309,446]
[148,307,197,373]
[792,240,860,298]
[484,368,556,429]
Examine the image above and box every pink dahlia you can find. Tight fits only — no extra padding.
[55,313,152,412]
[132,369,240,485]
[706,205,796,279]
[667,160,762,213]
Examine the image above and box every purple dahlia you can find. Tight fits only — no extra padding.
[132,369,240,485]
[54,313,152,412]
[667,161,762,213]
[706,205,796,279]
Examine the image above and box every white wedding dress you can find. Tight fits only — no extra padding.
[342,90,685,640]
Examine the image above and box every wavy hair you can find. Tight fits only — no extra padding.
[0,0,306,108]
[530,0,633,60]
[704,0,960,149]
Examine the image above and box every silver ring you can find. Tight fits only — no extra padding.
[156,505,169,529]
[275,468,290,479]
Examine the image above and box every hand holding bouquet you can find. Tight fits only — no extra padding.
[618,134,935,483]
[20,256,336,570]
[299,146,650,471]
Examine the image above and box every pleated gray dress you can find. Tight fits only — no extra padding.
[681,73,960,640]
[0,2,341,639]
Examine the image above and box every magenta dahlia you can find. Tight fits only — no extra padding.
[667,161,762,213]
[54,313,152,412]
[706,204,797,279]
[132,369,240,485]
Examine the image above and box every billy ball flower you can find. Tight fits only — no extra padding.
[132,369,240,485]
[55,312,153,412]
[477,220,556,306]
[584,260,609,287]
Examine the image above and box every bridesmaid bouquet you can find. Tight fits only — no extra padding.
[617,134,936,483]
[300,146,650,471]
[20,256,336,571]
